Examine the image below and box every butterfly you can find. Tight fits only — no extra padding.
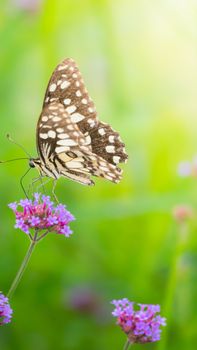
[29,58,128,186]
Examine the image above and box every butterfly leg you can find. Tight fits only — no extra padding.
[35,176,48,194]
[20,168,31,198]
[34,178,52,193]
[27,175,44,197]
[52,179,59,203]
[28,175,51,197]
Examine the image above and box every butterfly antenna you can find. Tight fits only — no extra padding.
[0,158,29,164]
[6,133,31,158]
[20,168,31,198]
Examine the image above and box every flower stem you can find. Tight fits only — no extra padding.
[157,221,189,350]
[36,230,49,241]
[123,339,132,350]
[7,239,37,299]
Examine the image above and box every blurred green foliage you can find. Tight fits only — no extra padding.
[0,0,197,349]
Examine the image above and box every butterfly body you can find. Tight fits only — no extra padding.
[34,58,128,185]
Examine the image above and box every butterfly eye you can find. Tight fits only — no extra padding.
[66,151,77,158]
[29,159,35,168]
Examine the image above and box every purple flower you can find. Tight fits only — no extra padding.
[13,0,42,13]
[0,292,13,325]
[111,299,166,344]
[15,218,30,234]
[177,161,191,177]
[172,205,193,222]
[8,202,17,211]
[9,193,75,238]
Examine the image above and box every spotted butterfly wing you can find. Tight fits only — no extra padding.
[36,58,128,185]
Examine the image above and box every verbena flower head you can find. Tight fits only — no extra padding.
[172,204,193,222]
[111,298,166,344]
[178,157,197,177]
[8,193,75,237]
[0,292,13,325]
[14,0,41,13]
[178,161,192,177]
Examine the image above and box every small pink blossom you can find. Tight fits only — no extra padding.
[172,205,193,222]
[111,299,166,344]
[8,193,75,238]
[177,161,191,177]
[0,292,13,325]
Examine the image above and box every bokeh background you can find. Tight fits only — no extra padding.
[0,0,197,349]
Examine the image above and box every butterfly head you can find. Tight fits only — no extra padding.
[29,157,59,179]
[29,158,41,169]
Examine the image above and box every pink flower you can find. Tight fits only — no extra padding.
[0,292,13,325]
[111,299,166,344]
[172,205,193,222]
[9,193,75,238]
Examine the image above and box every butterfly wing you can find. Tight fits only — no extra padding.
[43,58,98,133]
[42,57,128,165]
[36,102,123,185]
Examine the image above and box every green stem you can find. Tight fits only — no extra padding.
[7,239,37,299]
[157,221,188,350]
[123,339,132,350]
[36,230,49,242]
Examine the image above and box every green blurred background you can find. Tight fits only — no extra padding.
[0,0,197,349]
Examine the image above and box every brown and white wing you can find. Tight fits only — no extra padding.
[36,102,123,185]
[42,58,128,167]
[43,58,98,134]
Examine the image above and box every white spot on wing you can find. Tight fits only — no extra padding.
[99,160,107,167]
[73,131,80,137]
[48,130,56,138]
[49,83,57,92]
[40,133,48,139]
[58,64,68,71]
[57,133,69,139]
[104,174,114,181]
[113,156,120,164]
[87,119,96,127]
[100,166,110,172]
[85,135,91,145]
[98,128,105,136]
[57,128,64,133]
[71,113,85,123]
[55,146,70,153]
[52,116,61,122]
[109,135,115,143]
[60,81,70,89]
[42,116,48,122]
[82,98,87,104]
[49,98,57,103]
[63,98,71,105]
[76,90,82,97]
[106,145,115,153]
[66,161,84,169]
[49,105,58,110]
[66,105,77,114]
[57,139,77,146]
[67,125,74,130]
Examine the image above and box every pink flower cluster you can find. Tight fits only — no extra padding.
[8,193,75,237]
[0,292,12,325]
[172,205,193,222]
[111,298,166,344]
[178,157,197,177]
